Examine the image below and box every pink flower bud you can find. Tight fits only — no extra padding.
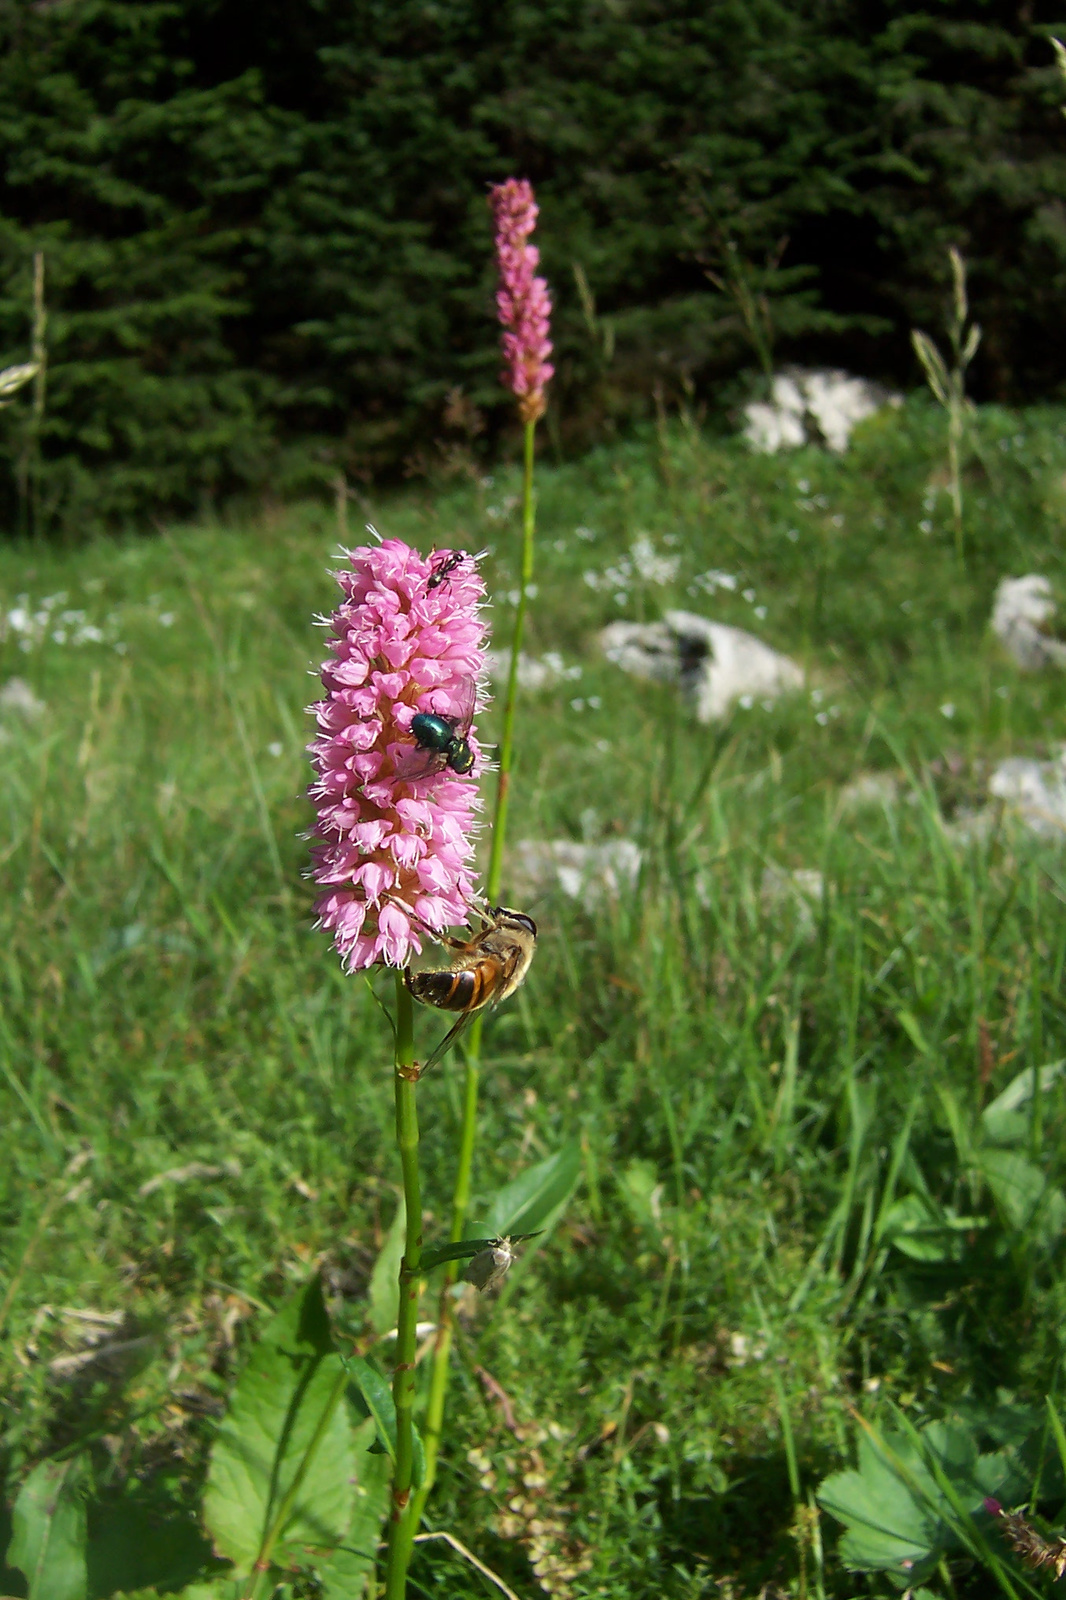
[489,178,554,423]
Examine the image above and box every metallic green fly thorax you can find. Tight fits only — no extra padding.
[410,712,454,752]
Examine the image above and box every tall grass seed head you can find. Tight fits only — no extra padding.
[307,538,486,971]
[490,178,554,424]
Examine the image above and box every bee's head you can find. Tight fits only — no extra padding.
[494,906,537,939]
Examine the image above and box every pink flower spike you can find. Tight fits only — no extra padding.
[489,178,554,423]
[307,538,487,971]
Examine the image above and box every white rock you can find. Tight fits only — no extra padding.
[599,612,803,722]
[839,771,900,812]
[742,366,901,455]
[743,401,807,455]
[760,865,824,937]
[669,612,804,722]
[802,369,894,452]
[629,532,680,586]
[512,838,642,905]
[482,649,581,691]
[772,372,807,416]
[990,575,1066,670]
[0,677,46,719]
[988,752,1066,839]
[944,805,998,847]
[599,621,679,685]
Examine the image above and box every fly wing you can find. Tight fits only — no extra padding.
[450,673,478,737]
[394,744,448,783]
[418,1009,475,1076]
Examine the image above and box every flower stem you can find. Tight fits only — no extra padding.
[411,1013,482,1521]
[486,416,536,897]
[413,415,538,1519]
[383,975,422,1600]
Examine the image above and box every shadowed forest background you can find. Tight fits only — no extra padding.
[4,0,1066,530]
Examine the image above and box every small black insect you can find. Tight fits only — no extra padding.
[394,675,477,782]
[426,550,466,590]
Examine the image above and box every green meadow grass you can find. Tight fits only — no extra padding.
[2,396,1066,1598]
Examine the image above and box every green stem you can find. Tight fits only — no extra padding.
[948,399,964,567]
[413,415,538,1521]
[485,417,536,899]
[410,1013,482,1522]
[383,977,422,1600]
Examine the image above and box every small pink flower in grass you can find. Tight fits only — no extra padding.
[490,178,554,424]
[307,538,487,971]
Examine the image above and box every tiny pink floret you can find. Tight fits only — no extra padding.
[307,538,486,971]
[490,178,554,422]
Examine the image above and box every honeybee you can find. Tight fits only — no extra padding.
[394,675,477,782]
[403,902,538,1075]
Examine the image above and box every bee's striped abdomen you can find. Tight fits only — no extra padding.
[408,966,481,1012]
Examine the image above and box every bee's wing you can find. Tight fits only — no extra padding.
[418,1008,475,1076]
[394,744,448,782]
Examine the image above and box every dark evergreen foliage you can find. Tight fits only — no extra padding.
[0,0,1065,530]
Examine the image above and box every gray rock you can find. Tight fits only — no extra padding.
[991,575,1066,671]
[743,367,901,455]
[988,752,1066,839]
[599,611,804,722]
[0,677,46,719]
[839,772,901,812]
[512,838,642,905]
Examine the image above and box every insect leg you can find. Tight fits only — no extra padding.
[385,895,471,951]
[467,894,497,927]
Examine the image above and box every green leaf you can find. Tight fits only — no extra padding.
[203,1277,356,1577]
[880,1193,986,1262]
[911,330,949,406]
[346,1356,397,1464]
[7,1455,88,1600]
[977,1147,1066,1243]
[345,1357,425,1489]
[86,1500,213,1597]
[618,1158,663,1230]
[895,1008,933,1060]
[166,1585,245,1599]
[420,1232,542,1273]
[477,1143,582,1239]
[314,1414,390,1598]
[1053,35,1066,85]
[819,1432,939,1579]
[0,361,39,401]
[818,1417,1023,1581]
[982,1062,1066,1145]
[978,1148,1044,1228]
[420,1238,496,1272]
[108,1588,242,1600]
[367,1194,405,1336]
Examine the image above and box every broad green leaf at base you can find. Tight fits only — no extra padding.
[203,1277,356,1576]
[7,1454,89,1600]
